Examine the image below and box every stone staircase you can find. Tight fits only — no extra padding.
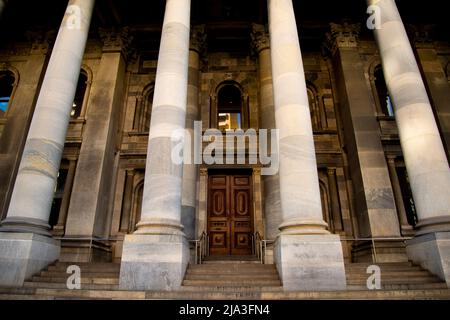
[345,262,448,290]
[0,260,450,300]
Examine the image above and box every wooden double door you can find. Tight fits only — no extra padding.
[208,171,254,256]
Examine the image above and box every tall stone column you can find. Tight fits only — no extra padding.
[0,0,95,287]
[181,25,204,241]
[120,0,191,291]
[368,0,450,286]
[0,30,55,221]
[251,23,283,241]
[268,0,346,291]
[412,25,450,159]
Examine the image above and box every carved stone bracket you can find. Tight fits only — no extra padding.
[251,23,270,54]
[190,24,207,54]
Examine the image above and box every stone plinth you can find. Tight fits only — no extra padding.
[119,234,189,291]
[274,234,347,291]
[0,233,60,287]
[406,232,450,287]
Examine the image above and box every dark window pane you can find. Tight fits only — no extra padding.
[0,71,15,116]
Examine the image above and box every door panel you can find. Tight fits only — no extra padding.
[208,172,253,256]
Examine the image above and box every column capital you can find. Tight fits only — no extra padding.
[189,24,206,54]
[323,22,360,57]
[327,167,337,176]
[386,154,397,162]
[407,24,436,49]
[199,167,208,176]
[99,26,134,60]
[251,23,270,54]
[26,30,57,55]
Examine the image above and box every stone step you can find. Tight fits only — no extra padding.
[184,274,280,281]
[346,277,444,285]
[39,271,120,278]
[186,269,278,276]
[188,264,277,271]
[48,264,120,273]
[0,294,55,300]
[347,283,449,290]
[345,262,414,267]
[0,287,36,295]
[32,276,119,285]
[261,290,450,300]
[182,279,282,287]
[2,288,449,300]
[33,288,146,300]
[179,286,284,292]
[23,281,119,291]
[202,260,261,264]
[347,275,441,282]
[345,266,423,272]
[346,271,433,277]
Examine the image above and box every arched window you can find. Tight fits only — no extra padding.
[307,86,321,131]
[217,83,243,130]
[143,90,154,132]
[0,70,15,117]
[71,71,88,119]
[133,84,154,132]
[374,65,395,117]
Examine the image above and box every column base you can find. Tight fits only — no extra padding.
[0,233,60,287]
[406,232,450,287]
[0,217,51,237]
[119,233,190,291]
[274,234,347,291]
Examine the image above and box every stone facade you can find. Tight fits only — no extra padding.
[0,0,449,291]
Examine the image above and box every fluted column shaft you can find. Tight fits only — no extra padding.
[369,0,450,234]
[1,0,95,236]
[268,0,327,234]
[136,0,191,235]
